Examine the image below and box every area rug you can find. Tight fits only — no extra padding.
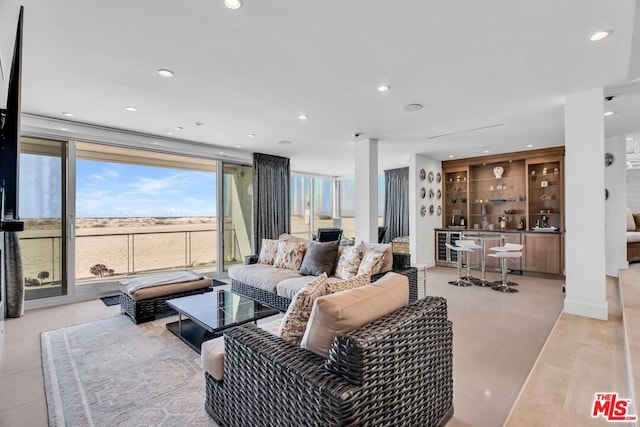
[41,316,217,426]
[99,295,120,306]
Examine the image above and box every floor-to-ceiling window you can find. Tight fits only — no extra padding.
[74,142,218,292]
[222,163,252,270]
[337,175,385,240]
[19,137,69,300]
[291,175,312,239]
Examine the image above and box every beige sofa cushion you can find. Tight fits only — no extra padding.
[325,273,370,294]
[228,263,301,293]
[300,272,409,357]
[278,274,328,345]
[277,276,351,299]
[279,233,312,248]
[258,238,280,264]
[357,251,385,275]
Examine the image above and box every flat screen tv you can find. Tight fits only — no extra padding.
[0,6,24,232]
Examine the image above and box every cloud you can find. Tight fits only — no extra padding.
[88,167,120,182]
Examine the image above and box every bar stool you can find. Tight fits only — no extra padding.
[489,243,523,286]
[445,243,473,287]
[488,250,522,293]
[455,240,482,284]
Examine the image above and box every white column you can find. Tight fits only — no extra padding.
[605,136,629,276]
[354,138,378,243]
[564,88,608,320]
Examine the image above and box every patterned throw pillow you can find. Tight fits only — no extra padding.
[335,244,363,279]
[325,273,371,294]
[278,273,328,345]
[357,251,385,275]
[273,241,306,270]
[258,239,279,265]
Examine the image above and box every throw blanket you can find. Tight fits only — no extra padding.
[121,270,204,294]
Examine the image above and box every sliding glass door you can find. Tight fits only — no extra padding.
[222,163,252,271]
[19,137,69,300]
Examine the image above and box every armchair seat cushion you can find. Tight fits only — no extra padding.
[228,263,301,293]
[276,275,348,300]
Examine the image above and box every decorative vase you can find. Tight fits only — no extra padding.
[493,166,504,179]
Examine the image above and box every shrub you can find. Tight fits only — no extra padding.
[90,264,113,278]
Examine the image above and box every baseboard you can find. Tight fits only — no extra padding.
[563,299,608,320]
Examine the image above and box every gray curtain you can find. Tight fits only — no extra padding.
[253,153,291,252]
[4,231,24,318]
[384,167,409,243]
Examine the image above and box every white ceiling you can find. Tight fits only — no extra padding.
[1,0,640,175]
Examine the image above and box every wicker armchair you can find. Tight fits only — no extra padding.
[205,296,453,426]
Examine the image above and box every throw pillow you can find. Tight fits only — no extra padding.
[325,273,371,294]
[258,239,279,265]
[273,241,306,270]
[357,251,385,275]
[300,272,409,357]
[299,240,339,276]
[628,208,637,232]
[634,213,640,231]
[335,244,364,279]
[278,273,328,345]
[360,242,393,274]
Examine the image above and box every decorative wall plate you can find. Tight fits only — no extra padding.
[420,169,426,181]
[429,204,435,215]
[420,205,427,217]
[436,172,441,183]
[437,205,442,216]
[420,187,426,198]
[436,189,442,199]
[605,152,614,167]
[427,171,435,182]
[428,188,434,199]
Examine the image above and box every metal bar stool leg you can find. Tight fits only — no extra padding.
[492,256,518,293]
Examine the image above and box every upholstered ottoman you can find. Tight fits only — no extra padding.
[120,272,213,324]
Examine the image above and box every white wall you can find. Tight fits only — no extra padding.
[628,169,640,212]
[409,154,442,267]
[564,88,608,320]
[605,136,629,276]
[354,138,378,243]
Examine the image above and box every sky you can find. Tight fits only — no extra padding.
[20,155,217,218]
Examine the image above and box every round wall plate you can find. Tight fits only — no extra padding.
[420,187,426,198]
[436,189,442,199]
[420,169,426,181]
[427,171,435,182]
[428,188,434,199]
[437,205,442,216]
[429,204,435,215]
[420,205,427,216]
[605,152,614,167]
[436,172,441,183]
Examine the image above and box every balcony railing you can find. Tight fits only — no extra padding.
[19,226,238,284]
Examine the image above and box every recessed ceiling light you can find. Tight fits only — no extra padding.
[279,140,292,145]
[60,127,69,132]
[166,131,174,135]
[62,112,74,117]
[483,149,490,154]
[234,144,241,148]
[223,0,243,10]
[448,154,454,158]
[403,103,423,112]
[219,151,225,155]
[176,126,184,130]
[298,114,308,120]
[604,111,615,116]
[195,122,204,126]
[152,141,160,145]
[627,137,633,141]
[157,69,174,78]
[125,106,138,112]
[526,144,534,148]
[247,133,256,138]
[590,31,610,42]
[378,85,391,92]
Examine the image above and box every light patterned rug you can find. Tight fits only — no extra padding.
[41,315,217,426]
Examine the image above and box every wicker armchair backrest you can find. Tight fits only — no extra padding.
[324,297,449,385]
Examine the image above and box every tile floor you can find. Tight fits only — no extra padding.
[0,266,621,427]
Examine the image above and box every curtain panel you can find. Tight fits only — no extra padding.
[253,153,291,252]
[384,167,409,243]
[4,231,24,318]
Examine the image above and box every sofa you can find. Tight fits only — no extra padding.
[627,208,640,263]
[229,234,418,311]
[202,272,453,426]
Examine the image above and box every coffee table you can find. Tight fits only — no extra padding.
[166,290,279,353]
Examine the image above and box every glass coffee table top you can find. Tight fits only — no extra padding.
[166,290,279,353]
